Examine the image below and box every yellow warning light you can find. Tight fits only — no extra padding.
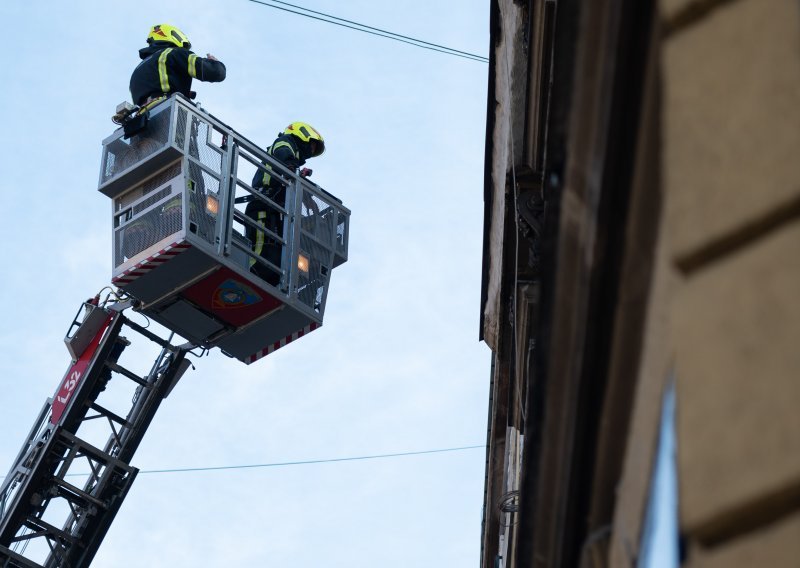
[298,254,310,274]
[206,194,219,216]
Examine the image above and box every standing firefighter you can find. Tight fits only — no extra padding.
[246,122,326,285]
[121,24,226,259]
[130,24,226,111]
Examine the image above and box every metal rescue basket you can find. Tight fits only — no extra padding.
[98,94,350,364]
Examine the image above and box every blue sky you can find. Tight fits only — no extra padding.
[0,1,490,566]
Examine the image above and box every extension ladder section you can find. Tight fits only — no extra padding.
[0,301,192,568]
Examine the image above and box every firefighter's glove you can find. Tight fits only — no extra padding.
[300,168,313,178]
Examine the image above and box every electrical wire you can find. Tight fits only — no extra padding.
[267,0,486,60]
[0,445,485,480]
[497,489,521,528]
[120,444,486,475]
[12,444,484,479]
[246,0,489,63]
[505,23,527,424]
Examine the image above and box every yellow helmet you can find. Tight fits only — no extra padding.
[284,122,325,157]
[147,24,191,49]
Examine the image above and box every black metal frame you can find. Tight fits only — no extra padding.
[0,303,192,568]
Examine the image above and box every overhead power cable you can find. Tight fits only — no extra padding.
[118,444,486,476]
[0,445,485,480]
[246,0,489,63]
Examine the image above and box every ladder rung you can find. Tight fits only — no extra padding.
[87,403,130,428]
[57,431,133,472]
[0,543,45,567]
[104,362,148,387]
[50,478,107,509]
[18,517,75,544]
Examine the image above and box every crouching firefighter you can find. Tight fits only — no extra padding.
[246,122,326,286]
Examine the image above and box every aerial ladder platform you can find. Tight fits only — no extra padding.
[1,299,192,567]
[0,94,350,567]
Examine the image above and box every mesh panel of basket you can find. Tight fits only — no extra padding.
[300,192,335,247]
[114,163,182,211]
[336,211,347,257]
[188,117,224,175]
[297,233,333,313]
[187,164,221,246]
[101,107,172,183]
[115,193,182,266]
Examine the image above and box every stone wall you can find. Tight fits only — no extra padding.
[612,0,800,564]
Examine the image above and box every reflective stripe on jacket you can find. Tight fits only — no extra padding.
[130,43,226,106]
[252,135,304,192]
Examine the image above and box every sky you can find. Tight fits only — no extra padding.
[0,1,491,567]
[639,382,679,568]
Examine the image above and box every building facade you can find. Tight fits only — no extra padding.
[480,0,800,566]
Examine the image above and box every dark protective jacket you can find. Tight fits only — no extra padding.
[130,43,226,106]
[251,134,307,194]
[245,134,318,284]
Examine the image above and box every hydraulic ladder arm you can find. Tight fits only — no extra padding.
[0,298,194,568]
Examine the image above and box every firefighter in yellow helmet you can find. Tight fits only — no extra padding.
[246,122,326,285]
[130,24,226,110]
